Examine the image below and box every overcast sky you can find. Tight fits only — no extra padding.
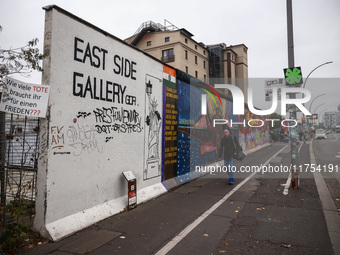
[1,0,339,120]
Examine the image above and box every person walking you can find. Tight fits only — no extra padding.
[280,128,285,142]
[218,128,240,185]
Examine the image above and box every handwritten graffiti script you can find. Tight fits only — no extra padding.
[67,124,103,156]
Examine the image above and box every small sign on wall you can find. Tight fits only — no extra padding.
[0,77,50,117]
[122,171,137,210]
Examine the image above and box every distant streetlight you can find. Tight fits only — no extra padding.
[318,109,327,115]
[309,94,326,113]
[313,103,325,114]
[302,62,332,128]
[303,61,333,89]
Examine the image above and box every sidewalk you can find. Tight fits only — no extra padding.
[22,142,337,255]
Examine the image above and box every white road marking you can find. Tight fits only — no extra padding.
[283,142,303,196]
[155,145,289,255]
[283,172,292,195]
[298,142,303,153]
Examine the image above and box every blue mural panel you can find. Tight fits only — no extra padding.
[175,78,270,177]
[177,80,221,175]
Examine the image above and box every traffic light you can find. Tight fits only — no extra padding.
[284,67,303,86]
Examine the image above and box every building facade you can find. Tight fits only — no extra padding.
[207,43,248,98]
[323,111,340,128]
[126,21,209,82]
[126,21,248,96]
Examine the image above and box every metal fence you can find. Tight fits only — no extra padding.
[0,112,39,224]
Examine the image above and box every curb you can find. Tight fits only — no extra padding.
[309,139,340,255]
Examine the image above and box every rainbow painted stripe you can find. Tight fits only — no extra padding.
[200,83,222,106]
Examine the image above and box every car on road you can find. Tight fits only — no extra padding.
[336,125,340,133]
[315,129,327,139]
[325,129,333,134]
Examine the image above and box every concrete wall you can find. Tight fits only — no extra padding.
[34,6,268,241]
[34,6,166,241]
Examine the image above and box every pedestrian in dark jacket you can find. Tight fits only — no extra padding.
[218,129,240,185]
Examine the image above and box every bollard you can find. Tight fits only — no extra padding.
[290,137,300,188]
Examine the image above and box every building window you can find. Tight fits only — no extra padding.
[185,66,188,74]
[204,75,207,82]
[203,60,206,69]
[185,50,188,60]
[162,48,175,63]
[147,41,151,46]
[203,50,206,55]
[195,56,198,64]
[165,37,170,42]
[185,38,188,44]
[195,45,197,50]
[195,71,198,78]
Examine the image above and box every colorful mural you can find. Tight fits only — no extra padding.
[175,79,270,177]
[238,110,270,151]
[162,66,178,180]
[177,80,237,175]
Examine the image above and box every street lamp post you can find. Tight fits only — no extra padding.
[309,94,326,113]
[303,61,333,89]
[313,103,326,114]
[302,61,332,129]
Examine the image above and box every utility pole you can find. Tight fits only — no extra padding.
[287,0,295,70]
[286,0,300,188]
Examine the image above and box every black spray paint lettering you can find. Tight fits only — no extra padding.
[73,72,127,104]
[53,152,71,155]
[95,123,142,134]
[76,111,91,119]
[93,107,141,125]
[105,137,114,143]
[74,37,108,70]
[125,95,136,105]
[93,107,143,134]
[113,55,137,80]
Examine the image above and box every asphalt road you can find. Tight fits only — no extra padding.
[312,131,340,220]
[23,142,337,255]
[313,131,340,178]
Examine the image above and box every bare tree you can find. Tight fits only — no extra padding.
[0,25,44,216]
[0,25,44,87]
